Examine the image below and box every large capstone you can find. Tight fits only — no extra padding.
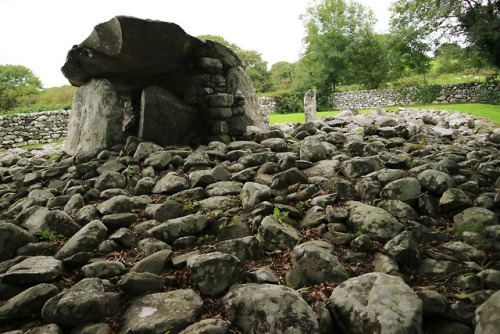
[62,16,268,153]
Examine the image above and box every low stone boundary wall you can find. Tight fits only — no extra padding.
[332,82,498,110]
[259,97,277,114]
[259,82,499,113]
[0,110,70,149]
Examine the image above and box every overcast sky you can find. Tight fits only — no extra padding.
[0,0,394,88]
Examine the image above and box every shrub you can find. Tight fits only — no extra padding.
[266,89,304,114]
[477,74,500,104]
[414,85,442,103]
[1,102,72,115]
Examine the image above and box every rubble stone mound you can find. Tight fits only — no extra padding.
[62,16,268,155]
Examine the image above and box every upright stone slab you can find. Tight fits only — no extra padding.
[64,79,124,155]
[226,66,269,130]
[139,86,205,147]
[304,89,317,122]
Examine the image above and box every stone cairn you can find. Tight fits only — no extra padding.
[0,105,500,333]
[62,16,268,156]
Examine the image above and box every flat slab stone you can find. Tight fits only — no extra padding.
[121,289,203,333]
[1,256,63,284]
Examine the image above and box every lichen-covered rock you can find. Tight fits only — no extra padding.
[211,236,260,261]
[0,283,59,319]
[384,231,421,267]
[380,177,421,201]
[149,214,208,243]
[417,258,464,277]
[417,169,455,195]
[64,79,124,155]
[330,272,422,334]
[120,289,203,334]
[130,249,172,275]
[1,256,63,284]
[346,201,403,242]
[0,223,35,261]
[286,241,349,288]
[453,207,498,229]
[223,283,320,334]
[187,252,245,295]
[152,172,190,194]
[439,188,473,215]
[300,137,328,162]
[81,260,126,279]
[257,216,301,251]
[117,272,164,296]
[94,171,126,191]
[96,195,133,215]
[474,290,500,333]
[42,278,109,327]
[178,318,229,334]
[240,182,271,210]
[55,220,107,260]
[341,156,384,178]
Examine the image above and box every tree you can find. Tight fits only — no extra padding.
[390,0,500,68]
[298,0,377,104]
[345,33,390,89]
[387,30,432,83]
[269,61,297,91]
[0,65,43,111]
[197,35,272,93]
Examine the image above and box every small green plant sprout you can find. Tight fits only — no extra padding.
[271,207,293,224]
[296,201,308,212]
[39,229,64,241]
[125,165,135,177]
[355,228,369,237]
[196,234,214,246]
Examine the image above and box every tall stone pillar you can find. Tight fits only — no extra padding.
[304,89,317,122]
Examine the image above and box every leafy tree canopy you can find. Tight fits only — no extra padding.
[298,0,385,107]
[390,0,500,68]
[0,64,43,111]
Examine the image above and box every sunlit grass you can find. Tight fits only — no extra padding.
[268,103,500,125]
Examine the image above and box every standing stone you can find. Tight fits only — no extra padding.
[64,79,124,155]
[226,66,269,130]
[304,89,317,122]
[140,86,204,147]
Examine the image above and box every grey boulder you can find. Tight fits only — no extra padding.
[223,283,320,334]
[330,272,422,334]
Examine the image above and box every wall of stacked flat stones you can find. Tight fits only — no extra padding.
[0,110,69,149]
[259,82,499,113]
[259,97,277,114]
[332,82,499,110]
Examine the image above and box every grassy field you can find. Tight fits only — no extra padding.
[268,103,500,125]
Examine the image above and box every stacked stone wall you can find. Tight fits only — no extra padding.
[259,97,277,114]
[0,110,70,149]
[259,82,499,113]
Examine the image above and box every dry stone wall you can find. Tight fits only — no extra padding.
[332,82,499,110]
[259,82,499,113]
[0,110,69,149]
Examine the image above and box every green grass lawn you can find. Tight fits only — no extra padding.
[268,103,500,125]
